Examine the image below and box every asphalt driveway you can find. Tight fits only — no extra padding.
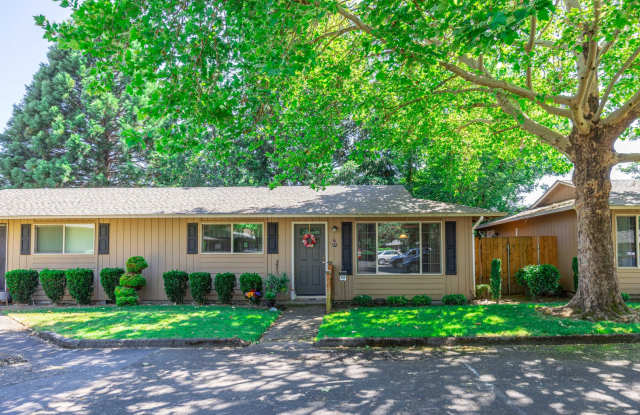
[1,315,639,415]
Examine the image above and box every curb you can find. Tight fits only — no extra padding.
[314,333,640,348]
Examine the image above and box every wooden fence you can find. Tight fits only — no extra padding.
[475,236,558,295]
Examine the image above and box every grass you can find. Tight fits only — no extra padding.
[6,305,280,342]
[317,303,640,339]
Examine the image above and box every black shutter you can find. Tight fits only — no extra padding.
[187,223,198,254]
[445,221,457,275]
[267,222,279,254]
[341,222,353,275]
[20,224,31,255]
[98,223,110,255]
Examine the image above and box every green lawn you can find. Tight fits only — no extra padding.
[317,303,640,339]
[6,305,280,342]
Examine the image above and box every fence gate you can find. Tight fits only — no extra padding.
[474,236,558,295]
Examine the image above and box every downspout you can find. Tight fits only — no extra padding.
[471,216,485,297]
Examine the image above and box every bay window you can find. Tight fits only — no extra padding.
[617,216,638,267]
[35,224,95,254]
[356,222,442,275]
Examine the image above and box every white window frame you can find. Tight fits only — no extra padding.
[200,222,265,254]
[355,221,444,276]
[33,224,95,255]
[615,214,640,269]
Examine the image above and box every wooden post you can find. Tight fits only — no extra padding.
[326,263,333,314]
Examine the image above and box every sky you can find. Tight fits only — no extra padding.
[0,1,637,204]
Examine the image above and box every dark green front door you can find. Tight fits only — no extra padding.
[294,224,326,296]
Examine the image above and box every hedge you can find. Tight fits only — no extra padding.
[189,272,211,305]
[65,268,94,305]
[214,272,236,304]
[39,269,66,304]
[6,269,39,304]
[100,268,124,302]
[163,270,189,304]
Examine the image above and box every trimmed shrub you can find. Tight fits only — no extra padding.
[239,272,263,293]
[572,257,579,292]
[39,269,66,304]
[189,272,212,305]
[6,269,39,304]
[352,294,373,307]
[490,258,502,302]
[214,272,236,304]
[100,268,124,302]
[125,256,149,273]
[163,270,189,304]
[442,294,468,305]
[515,264,560,298]
[475,284,491,300]
[116,295,138,306]
[65,268,94,305]
[115,286,136,298]
[387,295,409,306]
[621,292,630,302]
[119,273,147,290]
[411,295,432,306]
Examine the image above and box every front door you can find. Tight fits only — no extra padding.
[294,224,326,296]
[0,226,5,292]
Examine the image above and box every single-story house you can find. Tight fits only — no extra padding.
[478,180,640,294]
[0,185,501,304]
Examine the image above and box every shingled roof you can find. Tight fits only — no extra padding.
[0,185,502,218]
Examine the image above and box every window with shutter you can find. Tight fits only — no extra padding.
[267,222,279,254]
[187,223,198,254]
[445,221,457,275]
[98,223,110,255]
[341,222,353,275]
[20,224,31,255]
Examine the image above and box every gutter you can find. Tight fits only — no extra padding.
[471,216,485,296]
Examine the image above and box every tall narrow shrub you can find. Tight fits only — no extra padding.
[572,257,579,292]
[214,272,236,304]
[490,258,502,303]
[100,268,124,302]
[65,268,94,305]
[163,270,189,304]
[39,269,66,304]
[5,269,39,304]
[189,272,212,305]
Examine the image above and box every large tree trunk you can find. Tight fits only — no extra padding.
[561,130,635,321]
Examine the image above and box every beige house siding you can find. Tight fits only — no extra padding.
[534,183,576,207]
[3,215,476,303]
[612,210,640,295]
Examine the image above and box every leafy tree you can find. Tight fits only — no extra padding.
[40,0,637,320]
[0,46,149,187]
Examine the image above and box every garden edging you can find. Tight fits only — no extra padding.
[315,333,640,348]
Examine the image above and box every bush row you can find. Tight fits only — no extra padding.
[352,294,467,307]
[6,268,93,305]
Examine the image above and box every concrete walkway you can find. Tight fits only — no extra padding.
[259,305,325,344]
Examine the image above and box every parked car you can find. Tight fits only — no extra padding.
[389,248,418,268]
[377,250,401,265]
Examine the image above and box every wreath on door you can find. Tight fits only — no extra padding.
[302,232,317,248]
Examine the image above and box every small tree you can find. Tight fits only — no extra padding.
[490,258,502,303]
[114,256,148,306]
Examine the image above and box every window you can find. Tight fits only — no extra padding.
[356,222,442,275]
[35,224,95,254]
[202,223,263,253]
[617,216,638,267]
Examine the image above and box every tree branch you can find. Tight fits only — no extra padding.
[312,26,358,44]
[526,16,537,90]
[616,153,640,163]
[605,89,640,129]
[597,44,640,119]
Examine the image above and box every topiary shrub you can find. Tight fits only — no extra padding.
[100,268,124,303]
[115,286,138,306]
[572,257,579,292]
[411,295,432,306]
[119,273,147,290]
[163,270,189,304]
[125,256,149,273]
[490,258,502,302]
[387,295,409,306]
[189,272,212,305]
[442,294,467,305]
[352,294,373,307]
[214,272,236,304]
[6,269,39,304]
[239,272,263,304]
[515,264,560,298]
[475,284,491,300]
[65,268,94,305]
[621,292,630,302]
[39,269,66,304]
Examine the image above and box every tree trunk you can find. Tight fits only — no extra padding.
[563,129,634,321]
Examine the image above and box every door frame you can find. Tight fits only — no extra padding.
[290,221,328,299]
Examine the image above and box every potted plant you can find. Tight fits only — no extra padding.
[264,273,290,307]
[264,291,277,307]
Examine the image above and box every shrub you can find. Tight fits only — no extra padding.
[214,272,236,304]
[352,294,373,307]
[125,256,149,273]
[515,264,560,298]
[387,295,409,306]
[65,268,94,305]
[411,295,432,306]
[39,269,66,304]
[442,294,467,305]
[100,268,124,302]
[6,269,39,304]
[265,273,290,294]
[475,284,491,300]
[239,272,263,293]
[490,258,502,302]
[621,292,630,302]
[189,272,212,305]
[119,273,147,290]
[163,270,189,304]
[572,257,579,292]
[116,294,138,306]
[115,286,136,298]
